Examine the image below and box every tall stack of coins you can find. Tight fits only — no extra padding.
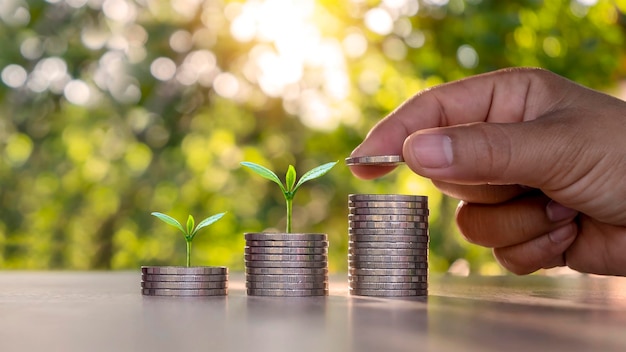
[348,194,429,297]
[141,266,228,297]
[244,233,329,296]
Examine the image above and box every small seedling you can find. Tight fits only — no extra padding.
[241,161,337,233]
[151,211,226,267]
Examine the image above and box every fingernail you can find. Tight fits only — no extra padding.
[410,134,453,168]
[548,225,575,243]
[546,200,578,222]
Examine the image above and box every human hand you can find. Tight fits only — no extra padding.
[349,67,626,276]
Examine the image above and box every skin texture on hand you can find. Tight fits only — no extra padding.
[349,67,626,276]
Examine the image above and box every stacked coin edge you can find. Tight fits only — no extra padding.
[141,266,228,297]
[244,233,329,297]
[348,194,429,297]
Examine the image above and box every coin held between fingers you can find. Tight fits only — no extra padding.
[345,155,405,166]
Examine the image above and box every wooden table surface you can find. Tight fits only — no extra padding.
[1,272,625,352]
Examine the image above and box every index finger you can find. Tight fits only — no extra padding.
[348,68,562,179]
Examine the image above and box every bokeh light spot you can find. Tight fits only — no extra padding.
[66,0,88,8]
[102,0,136,23]
[1,64,28,88]
[405,30,425,48]
[364,8,394,35]
[4,133,33,167]
[64,79,91,106]
[383,37,407,61]
[213,72,240,98]
[514,26,536,49]
[457,44,479,69]
[124,142,152,175]
[1,0,30,27]
[170,30,193,53]
[150,57,177,81]
[20,37,44,60]
[343,31,368,58]
[543,36,562,58]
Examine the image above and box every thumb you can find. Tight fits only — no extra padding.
[403,113,626,225]
[402,116,585,190]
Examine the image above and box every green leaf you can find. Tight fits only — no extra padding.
[151,212,185,234]
[285,165,296,192]
[191,212,227,239]
[241,161,287,194]
[186,215,194,236]
[294,161,337,191]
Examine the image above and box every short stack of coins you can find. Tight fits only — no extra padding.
[141,266,228,297]
[244,233,329,297]
[348,194,429,297]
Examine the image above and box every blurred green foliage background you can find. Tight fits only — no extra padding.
[1,0,625,273]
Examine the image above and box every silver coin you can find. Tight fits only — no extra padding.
[349,288,427,297]
[247,288,328,297]
[348,234,429,243]
[142,274,228,282]
[348,197,428,204]
[349,282,428,290]
[349,221,428,229]
[245,274,327,283]
[246,267,328,275]
[348,241,429,249]
[349,207,429,216]
[141,288,228,296]
[244,233,327,241]
[244,254,328,262]
[348,262,428,270]
[348,248,428,256]
[345,155,404,166]
[245,261,327,268]
[349,194,428,202]
[349,230,429,238]
[348,254,428,262]
[349,268,429,276]
[349,228,428,236]
[246,240,329,248]
[141,281,227,289]
[245,246,327,255]
[348,201,428,209]
[348,274,428,283]
[348,214,428,222]
[141,266,228,275]
[246,281,328,290]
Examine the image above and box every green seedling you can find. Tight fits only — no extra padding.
[151,211,226,267]
[241,161,337,233]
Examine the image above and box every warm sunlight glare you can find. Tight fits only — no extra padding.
[230,0,353,130]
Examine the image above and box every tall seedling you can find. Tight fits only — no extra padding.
[241,161,337,233]
[151,212,226,267]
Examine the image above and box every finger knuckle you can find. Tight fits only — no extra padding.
[470,123,514,182]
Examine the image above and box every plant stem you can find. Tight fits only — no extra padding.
[186,240,192,267]
[286,197,293,233]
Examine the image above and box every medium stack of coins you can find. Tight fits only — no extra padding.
[348,194,429,297]
[244,233,329,296]
[141,266,228,296]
